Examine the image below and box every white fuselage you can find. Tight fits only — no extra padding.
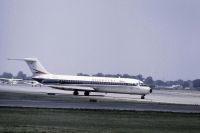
[33,74,151,95]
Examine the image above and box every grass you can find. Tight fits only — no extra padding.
[0,107,200,133]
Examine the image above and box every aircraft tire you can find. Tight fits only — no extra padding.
[73,90,79,96]
[84,91,90,96]
[141,95,145,99]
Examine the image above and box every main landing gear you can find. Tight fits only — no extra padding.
[84,91,90,96]
[73,90,90,96]
[73,90,79,96]
[141,95,145,99]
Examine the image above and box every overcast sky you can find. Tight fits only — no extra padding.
[0,0,200,81]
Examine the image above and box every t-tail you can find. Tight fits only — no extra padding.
[8,58,50,76]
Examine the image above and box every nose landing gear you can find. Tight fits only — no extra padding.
[141,95,145,99]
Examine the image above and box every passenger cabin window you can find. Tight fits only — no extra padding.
[132,83,137,86]
[140,83,147,86]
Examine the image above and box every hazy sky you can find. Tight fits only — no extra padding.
[0,0,200,81]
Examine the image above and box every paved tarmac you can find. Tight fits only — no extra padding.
[0,84,200,113]
[0,99,200,113]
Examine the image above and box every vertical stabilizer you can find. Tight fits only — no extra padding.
[8,58,50,76]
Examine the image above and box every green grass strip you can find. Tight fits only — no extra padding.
[0,107,199,133]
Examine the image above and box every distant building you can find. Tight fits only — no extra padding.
[155,85,183,90]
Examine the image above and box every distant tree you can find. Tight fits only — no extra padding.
[183,81,190,88]
[104,74,111,77]
[109,74,118,78]
[77,73,90,76]
[174,79,184,86]
[92,73,104,77]
[122,74,131,78]
[116,74,122,78]
[165,81,174,86]
[1,72,13,78]
[155,80,165,86]
[130,75,137,79]
[187,80,193,88]
[144,76,154,84]
[136,74,144,81]
[15,71,27,79]
[144,76,155,88]
[193,79,200,88]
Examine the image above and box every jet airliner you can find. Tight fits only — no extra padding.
[9,58,152,99]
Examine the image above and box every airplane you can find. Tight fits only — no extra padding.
[0,77,22,85]
[8,58,152,99]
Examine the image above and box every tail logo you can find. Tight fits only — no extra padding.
[32,68,48,74]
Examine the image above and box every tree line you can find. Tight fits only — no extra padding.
[77,73,200,90]
[0,71,31,80]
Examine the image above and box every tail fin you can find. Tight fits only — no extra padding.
[8,58,50,76]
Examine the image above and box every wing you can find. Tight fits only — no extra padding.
[12,79,23,81]
[47,85,95,91]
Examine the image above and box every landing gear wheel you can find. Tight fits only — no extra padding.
[73,90,79,96]
[141,95,145,99]
[84,91,90,96]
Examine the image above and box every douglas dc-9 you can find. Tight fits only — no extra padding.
[9,58,152,99]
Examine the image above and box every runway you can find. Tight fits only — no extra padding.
[1,99,200,113]
[0,84,200,113]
